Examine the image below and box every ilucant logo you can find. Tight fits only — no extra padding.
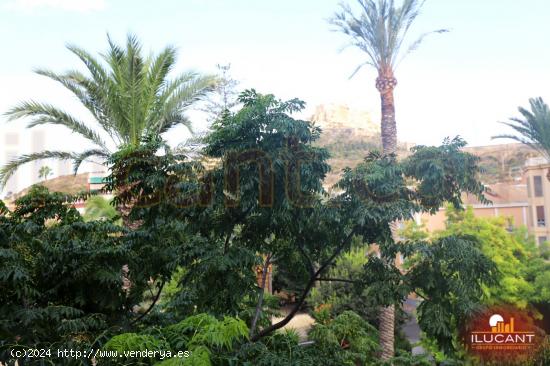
[463,306,543,363]
[470,313,535,350]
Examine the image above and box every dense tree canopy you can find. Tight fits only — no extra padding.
[1,91,507,365]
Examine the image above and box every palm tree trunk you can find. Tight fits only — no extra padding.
[377,75,398,155]
[376,72,398,361]
[379,305,396,359]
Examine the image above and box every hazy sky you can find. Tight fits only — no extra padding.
[1,0,550,151]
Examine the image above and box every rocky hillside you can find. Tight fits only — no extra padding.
[311,104,411,187]
[311,104,538,186]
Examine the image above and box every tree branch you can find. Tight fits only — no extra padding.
[317,278,358,284]
[131,281,165,324]
[251,228,357,341]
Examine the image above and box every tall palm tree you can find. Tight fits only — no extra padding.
[494,97,550,180]
[1,34,216,188]
[331,0,446,360]
[331,0,446,155]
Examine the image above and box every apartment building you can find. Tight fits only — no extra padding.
[421,180,529,233]
[524,157,550,245]
[1,130,48,198]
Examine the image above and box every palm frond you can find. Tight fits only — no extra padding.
[395,28,448,67]
[493,97,550,159]
[0,151,74,188]
[151,73,217,135]
[66,44,108,84]
[4,101,108,150]
[2,34,213,185]
[330,0,447,75]
[34,69,118,144]
[71,149,109,174]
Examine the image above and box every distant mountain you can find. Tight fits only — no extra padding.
[310,104,380,136]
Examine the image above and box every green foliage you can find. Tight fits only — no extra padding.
[333,138,495,356]
[82,195,119,223]
[0,186,130,362]
[234,311,379,366]
[1,90,499,365]
[1,33,216,187]
[102,314,248,366]
[164,314,248,352]
[309,311,379,365]
[441,206,539,309]
[0,185,206,364]
[402,205,550,359]
[404,137,489,212]
[308,245,412,351]
[104,333,170,365]
[378,351,435,366]
[105,333,170,352]
[405,236,496,355]
[308,246,375,320]
[234,332,321,366]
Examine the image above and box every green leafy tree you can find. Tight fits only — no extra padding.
[0,185,201,365]
[331,1,447,358]
[441,207,536,309]
[103,91,496,352]
[0,186,128,362]
[1,34,216,187]
[402,207,550,359]
[493,97,550,180]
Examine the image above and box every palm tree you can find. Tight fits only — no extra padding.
[331,0,446,359]
[38,165,52,181]
[331,0,446,155]
[494,97,550,181]
[1,34,216,188]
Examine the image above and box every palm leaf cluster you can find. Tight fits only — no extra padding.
[494,97,550,160]
[330,0,447,77]
[1,34,216,187]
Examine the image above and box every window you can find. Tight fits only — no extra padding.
[539,236,547,246]
[536,206,546,227]
[534,176,543,197]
